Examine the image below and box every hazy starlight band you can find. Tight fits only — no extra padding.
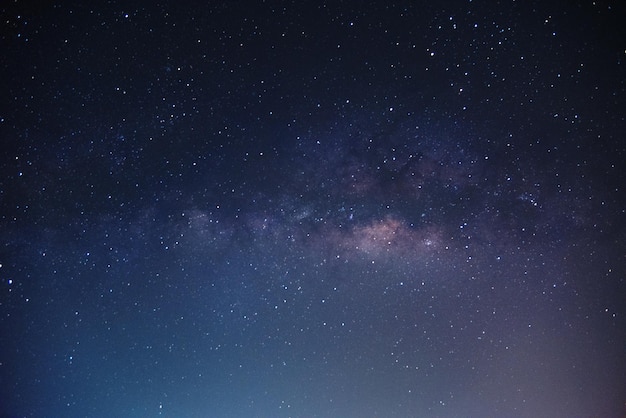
[1,1,624,417]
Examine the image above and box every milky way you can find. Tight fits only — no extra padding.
[1,1,625,417]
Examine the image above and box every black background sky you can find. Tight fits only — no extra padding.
[1,1,625,417]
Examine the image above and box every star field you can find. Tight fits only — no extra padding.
[1,1,625,417]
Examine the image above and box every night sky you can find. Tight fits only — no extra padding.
[1,1,625,417]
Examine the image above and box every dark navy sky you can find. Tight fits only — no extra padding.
[1,1,625,417]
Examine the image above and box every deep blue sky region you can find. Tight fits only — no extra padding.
[1,1,625,417]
